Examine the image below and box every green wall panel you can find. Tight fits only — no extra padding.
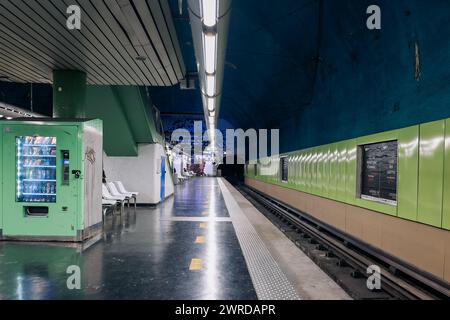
[305,151,311,193]
[442,119,450,230]
[320,146,326,197]
[345,139,357,205]
[336,142,347,202]
[294,154,300,187]
[316,147,323,196]
[312,148,318,194]
[290,154,296,186]
[299,153,305,191]
[417,120,445,227]
[324,146,331,198]
[329,145,338,200]
[397,125,420,221]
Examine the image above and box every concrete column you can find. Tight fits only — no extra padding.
[52,70,87,118]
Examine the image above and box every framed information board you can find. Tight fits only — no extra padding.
[359,140,398,205]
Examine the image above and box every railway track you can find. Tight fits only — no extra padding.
[237,184,450,300]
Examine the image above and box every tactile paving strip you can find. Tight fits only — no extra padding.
[218,179,301,300]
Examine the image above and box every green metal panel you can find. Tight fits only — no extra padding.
[417,120,445,227]
[329,144,338,200]
[291,154,297,186]
[443,119,450,230]
[398,125,420,221]
[345,139,357,205]
[310,148,317,194]
[297,153,302,190]
[300,152,306,191]
[323,146,331,198]
[316,147,323,196]
[288,155,294,184]
[305,150,311,193]
[336,142,347,202]
[319,146,325,196]
[2,124,80,237]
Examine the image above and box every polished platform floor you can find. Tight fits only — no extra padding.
[0,178,349,300]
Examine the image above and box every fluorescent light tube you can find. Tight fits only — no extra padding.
[206,74,216,97]
[202,0,217,27]
[204,33,217,74]
[207,97,215,111]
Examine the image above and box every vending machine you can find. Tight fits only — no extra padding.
[0,119,103,242]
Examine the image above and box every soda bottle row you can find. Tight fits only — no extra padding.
[23,168,56,180]
[21,146,57,156]
[22,158,57,167]
[22,181,56,195]
[22,136,57,145]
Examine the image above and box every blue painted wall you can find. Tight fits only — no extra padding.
[278,0,450,153]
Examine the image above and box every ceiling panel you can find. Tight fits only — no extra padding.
[0,0,186,86]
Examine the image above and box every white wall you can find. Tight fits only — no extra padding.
[103,144,174,204]
[204,161,215,176]
[173,156,183,175]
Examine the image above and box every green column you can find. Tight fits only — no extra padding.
[53,70,87,118]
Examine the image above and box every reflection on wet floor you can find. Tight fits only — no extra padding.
[0,178,257,300]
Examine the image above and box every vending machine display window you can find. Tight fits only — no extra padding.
[16,136,57,203]
[358,140,398,205]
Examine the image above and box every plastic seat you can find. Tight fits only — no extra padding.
[107,182,133,211]
[113,181,138,210]
[114,181,139,196]
[102,184,126,215]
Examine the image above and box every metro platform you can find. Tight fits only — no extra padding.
[0,178,349,300]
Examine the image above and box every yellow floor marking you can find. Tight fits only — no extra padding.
[199,223,208,229]
[195,236,206,244]
[189,259,203,271]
